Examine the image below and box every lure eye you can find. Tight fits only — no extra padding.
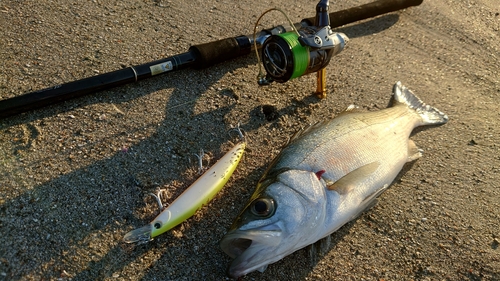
[250,197,275,217]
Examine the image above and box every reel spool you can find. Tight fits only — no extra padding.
[261,31,347,83]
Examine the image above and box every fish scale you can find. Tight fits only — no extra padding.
[270,105,418,192]
[220,82,448,278]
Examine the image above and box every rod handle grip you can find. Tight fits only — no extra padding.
[189,36,252,69]
[303,0,424,28]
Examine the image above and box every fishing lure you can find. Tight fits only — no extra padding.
[123,141,246,243]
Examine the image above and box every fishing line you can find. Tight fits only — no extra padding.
[253,8,300,85]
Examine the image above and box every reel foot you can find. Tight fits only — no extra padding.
[314,68,327,99]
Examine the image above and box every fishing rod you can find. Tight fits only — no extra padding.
[0,0,423,118]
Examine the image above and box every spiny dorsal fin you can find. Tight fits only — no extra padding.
[326,162,380,194]
[335,104,365,118]
[287,121,325,145]
[345,104,361,112]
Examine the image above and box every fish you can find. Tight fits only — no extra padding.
[219,82,448,278]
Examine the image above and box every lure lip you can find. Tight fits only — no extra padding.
[123,224,153,244]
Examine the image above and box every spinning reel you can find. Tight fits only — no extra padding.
[255,0,348,98]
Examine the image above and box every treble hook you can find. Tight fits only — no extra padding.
[194,148,205,175]
[148,188,169,212]
[229,122,245,141]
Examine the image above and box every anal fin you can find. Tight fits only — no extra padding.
[407,139,423,162]
[326,162,380,194]
[256,265,268,273]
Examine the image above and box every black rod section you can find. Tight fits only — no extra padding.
[0,52,196,118]
[0,35,252,118]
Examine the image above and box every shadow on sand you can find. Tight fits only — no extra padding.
[0,14,400,280]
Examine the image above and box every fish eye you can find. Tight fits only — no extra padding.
[250,197,275,217]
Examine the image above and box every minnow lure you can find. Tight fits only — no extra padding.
[123,141,246,243]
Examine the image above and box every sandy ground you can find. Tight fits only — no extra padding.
[1,0,499,280]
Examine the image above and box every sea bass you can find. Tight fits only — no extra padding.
[220,82,448,278]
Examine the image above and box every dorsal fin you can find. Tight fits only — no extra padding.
[286,121,325,145]
[335,104,364,118]
[326,162,380,194]
[345,104,361,112]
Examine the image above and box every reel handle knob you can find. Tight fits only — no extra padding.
[315,0,330,27]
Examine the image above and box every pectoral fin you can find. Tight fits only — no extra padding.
[326,162,380,194]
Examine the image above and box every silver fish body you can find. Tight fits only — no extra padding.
[220,82,448,278]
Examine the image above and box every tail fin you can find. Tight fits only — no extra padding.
[392,81,449,126]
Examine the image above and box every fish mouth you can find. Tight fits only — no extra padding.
[220,235,253,259]
[220,226,283,278]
